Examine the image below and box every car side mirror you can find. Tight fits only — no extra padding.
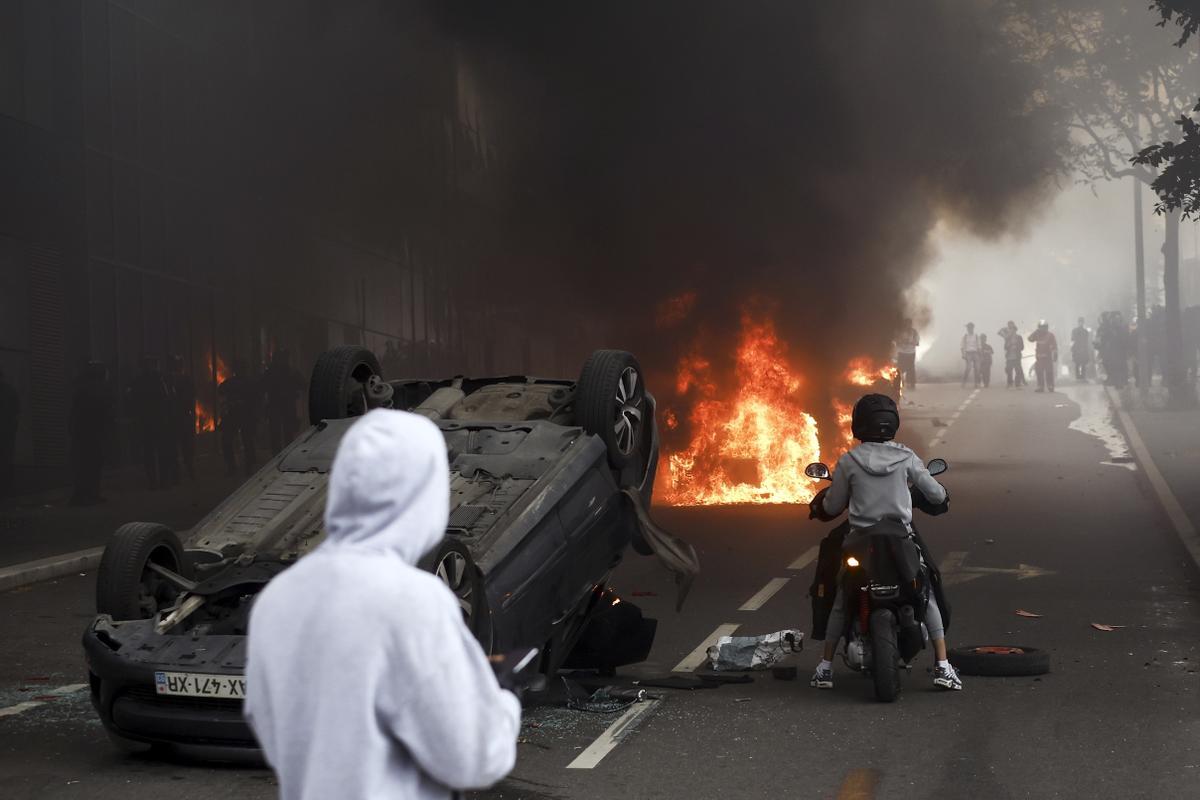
[805,462,831,481]
[927,458,947,476]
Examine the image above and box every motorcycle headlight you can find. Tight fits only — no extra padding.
[846,556,860,568]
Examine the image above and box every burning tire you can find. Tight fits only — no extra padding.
[949,645,1050,677]
[96,523,190,620]
[308,346,383,425]
[428,540,491,652]
[577,350,646,469]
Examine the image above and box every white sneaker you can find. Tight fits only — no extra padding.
[933,663,963,691]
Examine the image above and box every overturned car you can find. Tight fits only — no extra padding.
[82,347,696,754]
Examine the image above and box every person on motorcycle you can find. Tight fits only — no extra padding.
[809,393,963,692]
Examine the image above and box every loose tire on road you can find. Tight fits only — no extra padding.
[308,346,383,425]
[870,608,902,702]
[949,645,1050,677]
[96,523,190,620]
[576,350,646,469]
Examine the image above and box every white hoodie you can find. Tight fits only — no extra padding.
[244,409,521,800]
[821,440,946,530]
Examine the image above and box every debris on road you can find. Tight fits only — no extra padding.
[1015,609,1042,618]
[562,678,652,713]
[1091,623,1125,632]
[706,629,803,671]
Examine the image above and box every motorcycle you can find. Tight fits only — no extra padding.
[805,458,949,702]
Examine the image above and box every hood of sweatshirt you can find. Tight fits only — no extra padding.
[847,441,913,476]
[321,408,449,565]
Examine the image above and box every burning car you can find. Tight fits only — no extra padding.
[82,346,696,755]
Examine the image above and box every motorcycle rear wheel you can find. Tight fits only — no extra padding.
[870,608,902,702]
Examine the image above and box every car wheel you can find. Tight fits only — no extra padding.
[949,645,1050,676]
[430,541,492,652]
[308,346,384,425]
[577,350,646,469]
[96,523,190,620]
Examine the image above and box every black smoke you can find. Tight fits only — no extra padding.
[433,1,1064,384]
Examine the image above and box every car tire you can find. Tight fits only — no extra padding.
[429,540,492,652]
[308,346,383,425]
[577,350,646,469]
[870,609,902,702]
[949,645,1050,676]
[96,523,190,620]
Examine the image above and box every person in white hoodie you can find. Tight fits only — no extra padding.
[808,393,963,692]
[244,408,521,800]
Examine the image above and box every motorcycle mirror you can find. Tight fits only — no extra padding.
[927,458,948,476]
[805,462,831,480]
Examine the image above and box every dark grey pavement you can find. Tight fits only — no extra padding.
[2,381,1199,799]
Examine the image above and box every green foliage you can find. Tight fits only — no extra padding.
[1134,100,1200,217]
[1138,2,1200,216]
[1148,0,1200,46]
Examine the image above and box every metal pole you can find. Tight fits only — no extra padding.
[1134,177,1148,391]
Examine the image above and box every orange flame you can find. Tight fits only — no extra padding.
[194,354,230,434]
[657,315,822,505]
[845,356,898,387]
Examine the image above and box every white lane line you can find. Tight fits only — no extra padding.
[739,577,790,611]
[788,545,819,571]
[928,388,981,449]
[672,623,740,672]
[1106,387,1200,569]
[566,699,661,769]
[0,683,88,718]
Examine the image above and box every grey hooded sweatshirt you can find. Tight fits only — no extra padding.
[244,409,520,800]
[821,440,946,530]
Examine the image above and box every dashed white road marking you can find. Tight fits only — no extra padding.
[1107,387,1200,569]
[0,683,88,719]
[739,577,790,611]
[788,545,819,571]
[928,388,980,449]
[566,698,661,769]
[672,623,740,673]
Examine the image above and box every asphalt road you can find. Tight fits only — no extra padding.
[2,381,1198,800]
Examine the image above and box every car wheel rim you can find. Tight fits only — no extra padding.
[436,551,473,622]
[613,366,643,455]
[344,362,376,417]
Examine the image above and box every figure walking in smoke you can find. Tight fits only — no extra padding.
[165,355,196,480]
[894,319,919,390]
[219,360,259,476]
[128,356,172,490]
[1028,321,1058,393]
[978,334,994,388]
[998,321,1026,388]
[960,323,980,389]
[1071,317,1091,382]
[263,349,304,454]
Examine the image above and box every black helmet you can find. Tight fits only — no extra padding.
[851,393,899,442]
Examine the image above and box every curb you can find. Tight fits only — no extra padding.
[0,547,104,594]
[1105,386,1200,572]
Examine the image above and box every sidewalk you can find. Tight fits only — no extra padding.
[0,454,249,570]
[1116,386,1200,542]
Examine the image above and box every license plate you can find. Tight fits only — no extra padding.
[154,671,246,699]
